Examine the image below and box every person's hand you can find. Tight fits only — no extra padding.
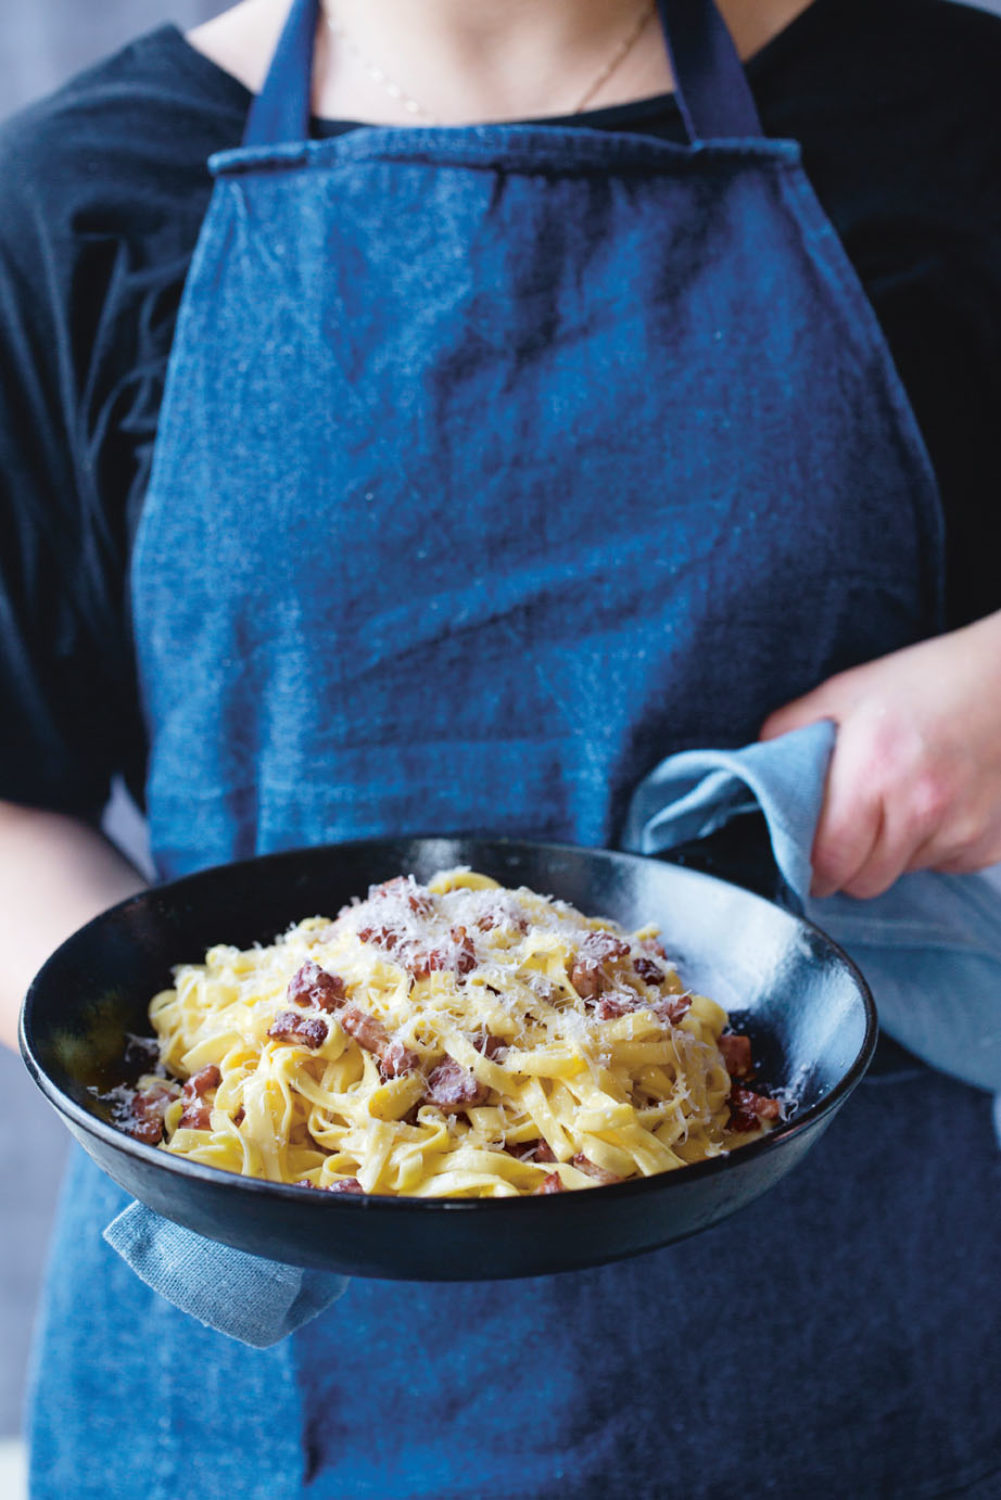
[759,610,1001,899]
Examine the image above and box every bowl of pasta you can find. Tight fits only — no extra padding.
[19,838,876,1280]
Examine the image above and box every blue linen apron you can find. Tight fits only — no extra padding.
[27,1,1001,1495]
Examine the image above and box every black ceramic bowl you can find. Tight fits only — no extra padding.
[19,837,876,1280]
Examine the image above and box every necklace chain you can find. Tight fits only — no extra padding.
[323,3,656,127]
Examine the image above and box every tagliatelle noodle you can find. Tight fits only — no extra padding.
[134,869,773,1196]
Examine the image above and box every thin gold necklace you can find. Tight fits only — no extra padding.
[322,3,656,126]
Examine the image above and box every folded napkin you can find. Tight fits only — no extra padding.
[103,1206,349,1347]
[623,719,1001,1097]
[107,720,1001,1346]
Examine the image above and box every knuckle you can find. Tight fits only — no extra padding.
[863,718,922,785]
[906,768,954,832]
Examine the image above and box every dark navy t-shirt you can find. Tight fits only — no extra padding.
[1,0,999,819]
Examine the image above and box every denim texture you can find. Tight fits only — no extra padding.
[99,722,1001,1363]
[30,0,997,1492]
[131,126,943,880]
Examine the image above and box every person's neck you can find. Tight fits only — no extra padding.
[317,0,671,124]
[188,0,816,126]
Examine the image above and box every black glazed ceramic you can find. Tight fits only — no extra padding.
[19,838,876,1280]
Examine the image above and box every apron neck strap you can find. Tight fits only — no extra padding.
[245,0,319,149]
[243,0,762,148]
[655,0,763,141]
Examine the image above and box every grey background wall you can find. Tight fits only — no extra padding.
[1,0,1000,1454]
[1,0,218,118]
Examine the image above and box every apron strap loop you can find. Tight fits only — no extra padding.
[244,0,763,149]
[655,0,764,142]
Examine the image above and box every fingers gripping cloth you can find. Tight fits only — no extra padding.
[623,720,1001,1098]
[105,722,1001,1346]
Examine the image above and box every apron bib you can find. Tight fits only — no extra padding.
[129,0,943,880]
[29,2,1001,1495]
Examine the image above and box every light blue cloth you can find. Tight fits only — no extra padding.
[104,719,1001,1349]
[103,1203,348,1347]
[624,719,1001,1100]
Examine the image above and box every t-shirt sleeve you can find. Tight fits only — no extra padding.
[0,33,244,822]
[0,103,138,819]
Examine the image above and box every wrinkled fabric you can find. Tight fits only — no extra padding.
[28,1150,305,1499]
[103,1198,348,1346]
[30,0,1001,1495]
[626,719,1001,1098]
[133,127,943,879]
[293,1066,1001,1500]
[100,721,1001,1360]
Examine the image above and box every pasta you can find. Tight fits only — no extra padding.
[117,870,781,1196]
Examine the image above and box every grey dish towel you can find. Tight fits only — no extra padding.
[105,720,1001,1345]
[102,1206,349,1348]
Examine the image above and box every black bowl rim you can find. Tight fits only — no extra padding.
[19,835,878,1216]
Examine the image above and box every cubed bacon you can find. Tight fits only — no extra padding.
[406,926,478,983]
[569,959,606,999]
[131,1083,175,1114]
[569,931,631,1000]
[595,992,637,1020]
[182,1064,221,1100]
[404,947,435,981]
[358,922,401,952]
[233,1106,246,1127]
[127,1115,165,1146]
[287,960,346,1012]
[370,876,434,916]
[728,1083,782,1133]
[505,1137,556,1163]
[268,1010,329,1049]
[379,1037,420,1079]
[633,956,666,986]
[124,1115,164,1146]
[177,1103,213,1131]
[307,1176,365,1194]
[451,926,477,976]
[337,1005,418,1077]
[642,938,668,960]
[535,1171,564,1195]
[582,931,631,964]
[652,993,692,1025]
[571,1153,622,1186]
[414,927,478,979]
[475,906,529,935]
[339,1004,389,1054]
[473,1033,508,1060]
[428,1057,490,1111]
[124,1083,177,1146]
[718,1033,753,1078]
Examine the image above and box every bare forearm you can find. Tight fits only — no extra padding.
[0,801,148,1051]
